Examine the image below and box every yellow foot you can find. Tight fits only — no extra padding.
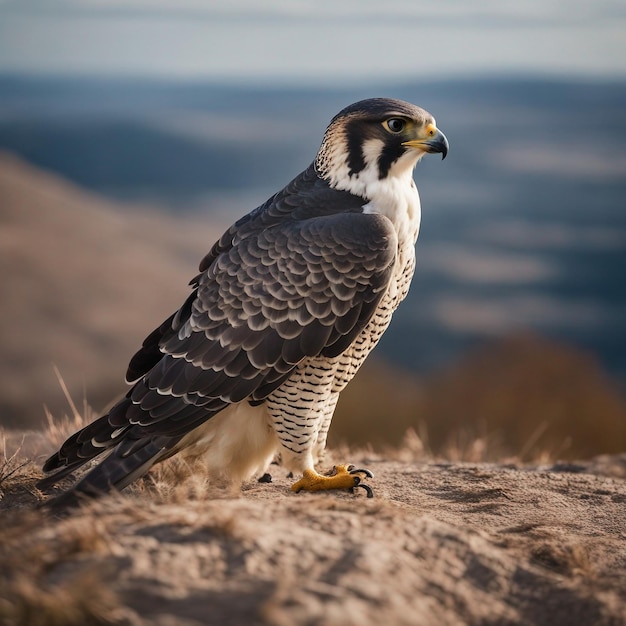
[291,464,374,498]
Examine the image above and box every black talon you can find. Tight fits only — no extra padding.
[258,473,272,483]
[349,467,374,479]
[350,483,374,498]
[347,474,374,498]
[358,483,374,498]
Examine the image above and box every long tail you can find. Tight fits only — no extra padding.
[37,397,181,509]
[41,435,178,511]
[38,397,133,489]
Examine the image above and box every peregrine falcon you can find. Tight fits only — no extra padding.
[38,98,448,505]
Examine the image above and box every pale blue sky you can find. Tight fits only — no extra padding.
[0,0,625,84]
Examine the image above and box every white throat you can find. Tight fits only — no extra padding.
[316,142,424,246]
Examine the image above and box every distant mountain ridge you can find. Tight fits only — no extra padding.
[1,74,624,386]
[0,151,222,428]
[1,75,624,204]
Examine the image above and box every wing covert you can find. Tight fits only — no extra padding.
[124,211,397,436]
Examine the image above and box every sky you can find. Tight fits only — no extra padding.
[0,0,625,84]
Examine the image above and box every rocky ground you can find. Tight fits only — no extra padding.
[1,437,625,626]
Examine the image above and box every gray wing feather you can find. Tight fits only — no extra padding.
[135,211,397,425]
[39,198,397,498]
[108,211,394,440]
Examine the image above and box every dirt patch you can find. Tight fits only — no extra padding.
[1,447,625,626]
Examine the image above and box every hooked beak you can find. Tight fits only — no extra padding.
[402,126,449,160]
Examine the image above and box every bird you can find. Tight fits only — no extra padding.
[38,97,448,506]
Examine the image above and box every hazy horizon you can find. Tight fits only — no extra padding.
[1,1,624,84]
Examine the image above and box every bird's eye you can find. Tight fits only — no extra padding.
[385,118,406,133]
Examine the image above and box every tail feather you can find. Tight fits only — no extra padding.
[37,459,91,491]
[72,436,175,494]
[41,400,134,476]
[37,395,180,505]
[37,415,119,491]
[42,435,179,511]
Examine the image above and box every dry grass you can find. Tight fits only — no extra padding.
[530,541,597,579]
[2,400,570,514]
[1,419,126,623]
[0,506,119,626]
[0,438,32,492]
[0,571,119,626]
[2,365,617,516]
[0,434,43,511]
[42,366,103,452]
[128,456,225,505]
[332,336,626,461]
[1,416,626,626]
[382,422,559,466]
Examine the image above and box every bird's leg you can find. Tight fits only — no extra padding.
[291,464,374,498]
[269,387,374,496]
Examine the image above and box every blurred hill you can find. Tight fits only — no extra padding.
[1,153,625,458]
[1,75,625,383]
[0,151,221,428]
[333,336,626,460]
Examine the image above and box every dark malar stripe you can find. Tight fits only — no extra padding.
[345,120,367,176]
[377,143,406,179]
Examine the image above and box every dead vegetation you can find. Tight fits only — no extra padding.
[0,440,31,495]
[333,335,626,461]
[0,504,119,626]
[1,413,626,626]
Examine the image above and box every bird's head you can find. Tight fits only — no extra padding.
[315,98,448,196]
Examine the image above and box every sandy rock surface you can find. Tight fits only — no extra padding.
[2,452,626,625]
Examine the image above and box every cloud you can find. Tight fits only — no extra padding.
[417,244,558,284]
[3,1,624,24]
[469,220,626,250]
[492,144,626,181]
[428,293,610,335]
[0,1,625,82]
